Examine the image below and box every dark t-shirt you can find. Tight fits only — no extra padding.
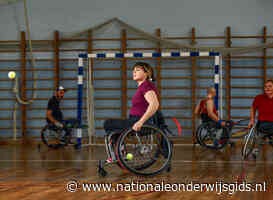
[46,96,63,123]
[130,80,159,117]
[253,93,273,122]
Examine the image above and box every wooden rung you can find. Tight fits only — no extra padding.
[24,78,86,81]
[95,97,120,100]
[162,96,192,100]
[231,86,262,89]
[231,107,251,109]
[165,116,192,120]
[231,66,262,69]
[0,88,14,91]
[0,97,89,101]
[197,76,225,79]
[95,88,120,91]
[231,96,254,99]
[0,79,13,81]
[162,76,192,80]
[28,106,120,110]
[163,36,225,40]
[28,116,88,120]
[229,56,265,59]
[231,35,264,39]
[127,47,157,51]
[0,40,19,44]
[62,67,121,71]
[28,107,87,110]
[24,88,55,91]
[0,59,55,62]
[161,66,191,70]
[0,108,16,111]
[162,86,191,90]
[161,106,191,110]
[0,69,20,72]
[0,127,21,130]
[0,117,12,120]
[231,76,263,79]
[230,116,250,119]
[161,66,214,70]
[95,107,120,110]
[95,117,121,120]
[60,38,120,42]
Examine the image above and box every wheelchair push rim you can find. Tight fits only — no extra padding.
[116,125,172,176]
[197,123,230,150]
[241,125,257,160]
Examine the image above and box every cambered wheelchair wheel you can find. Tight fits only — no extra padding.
[198,123,230,150]
[116,125,172,176]
[41,125,68,149]
[241,125,258,160]
[196,124,206,146]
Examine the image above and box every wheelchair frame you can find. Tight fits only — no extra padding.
[98,124,173,177]
[40,121,83,149]
[196,121,233,150]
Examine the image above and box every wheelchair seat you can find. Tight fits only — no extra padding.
[152,110,167,128]
[257,121,273,135]
[46,123,59,131]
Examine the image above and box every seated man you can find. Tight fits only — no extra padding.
[46,86,77,143]
[194,87,229,147]
[248,80,273,134]
[195,87,225,127]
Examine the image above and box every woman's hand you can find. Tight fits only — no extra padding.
[132,120,144,131]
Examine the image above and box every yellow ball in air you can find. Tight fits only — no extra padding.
[8,71,16,79]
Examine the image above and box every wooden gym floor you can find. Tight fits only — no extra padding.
[0,144,273,200]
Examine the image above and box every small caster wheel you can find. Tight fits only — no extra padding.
[98,160,107,177]
[98,167,108,177]
[166,164,172,172]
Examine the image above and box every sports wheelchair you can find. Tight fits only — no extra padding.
[196,120,234,150]
[242,122,273,160]
[40,119,86,149]
[98,111,174,177]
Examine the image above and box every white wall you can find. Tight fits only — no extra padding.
[0,0,272,40]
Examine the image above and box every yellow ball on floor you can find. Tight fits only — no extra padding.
[8,71,16,79]
[126,153,133,160]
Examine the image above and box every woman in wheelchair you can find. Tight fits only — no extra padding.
[103,62,159,162]
[99,62,172,177]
